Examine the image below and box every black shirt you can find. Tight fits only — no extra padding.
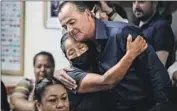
[67,67,108,111]
[140,13,175,68]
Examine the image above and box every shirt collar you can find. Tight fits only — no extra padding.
[95,19,108,40]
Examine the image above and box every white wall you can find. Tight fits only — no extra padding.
[2,1,69,85]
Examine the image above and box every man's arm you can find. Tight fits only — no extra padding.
[139,47,172,103]
[78,35,147,93]
[10,79,35,111]
[68,50,136,93]
[156,51,169,66]
[11,96,35,111]
[57,35,146,93]
[153,22,174,66]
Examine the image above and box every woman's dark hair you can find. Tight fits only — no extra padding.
[33,51,55,68]
[60,32,70,57]
[60,32,99,71]
[34,77,65,103]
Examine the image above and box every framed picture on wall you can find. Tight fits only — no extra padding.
[44,0,61,29]
[1,1,25,76]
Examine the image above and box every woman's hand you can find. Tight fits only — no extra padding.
[54,68,77,90]
[172,71,177,82]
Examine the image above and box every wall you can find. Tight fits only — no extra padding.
[172,10,177,40]
[172,10,177,59]
[2,1,69,85]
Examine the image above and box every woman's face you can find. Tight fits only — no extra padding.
[34,55,54,81]
[64,37,88,60]
[37,84,69,111]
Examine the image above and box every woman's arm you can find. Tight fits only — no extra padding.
[10,79,36,111]
[11,96,35,111]
[78,35,147,93]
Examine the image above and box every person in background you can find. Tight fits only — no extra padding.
[51,1,60,17]
[132,1,175,68]
[84,1,128,22]
[157,1,173,25]
[1,81,10,111]
[34,77,69,111]
[133,1,177,107]
[10,51,55,111]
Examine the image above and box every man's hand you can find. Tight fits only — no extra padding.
[172,71,177,82]
[54,68,77,90]
[126,34,147,57]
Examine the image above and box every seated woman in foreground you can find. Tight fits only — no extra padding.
[34,77,69,111]
[10,51,55,111]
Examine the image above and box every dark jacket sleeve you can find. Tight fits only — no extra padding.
[118,25,172,103]
[153,21,174,52]
[1,81,10,111]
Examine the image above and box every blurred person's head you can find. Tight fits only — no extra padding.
[92,5,109,21]
[33,51,55,81]
[133,1,158,21]
[35,77,69,111]
[92,2,127,20]
[58,1,95,42]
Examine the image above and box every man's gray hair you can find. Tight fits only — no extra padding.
[57,1,88,14]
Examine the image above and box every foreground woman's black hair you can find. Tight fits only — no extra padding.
[34,77,65,103]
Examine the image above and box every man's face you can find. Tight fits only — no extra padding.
[133,1,156,21]
[58,3,92,42]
